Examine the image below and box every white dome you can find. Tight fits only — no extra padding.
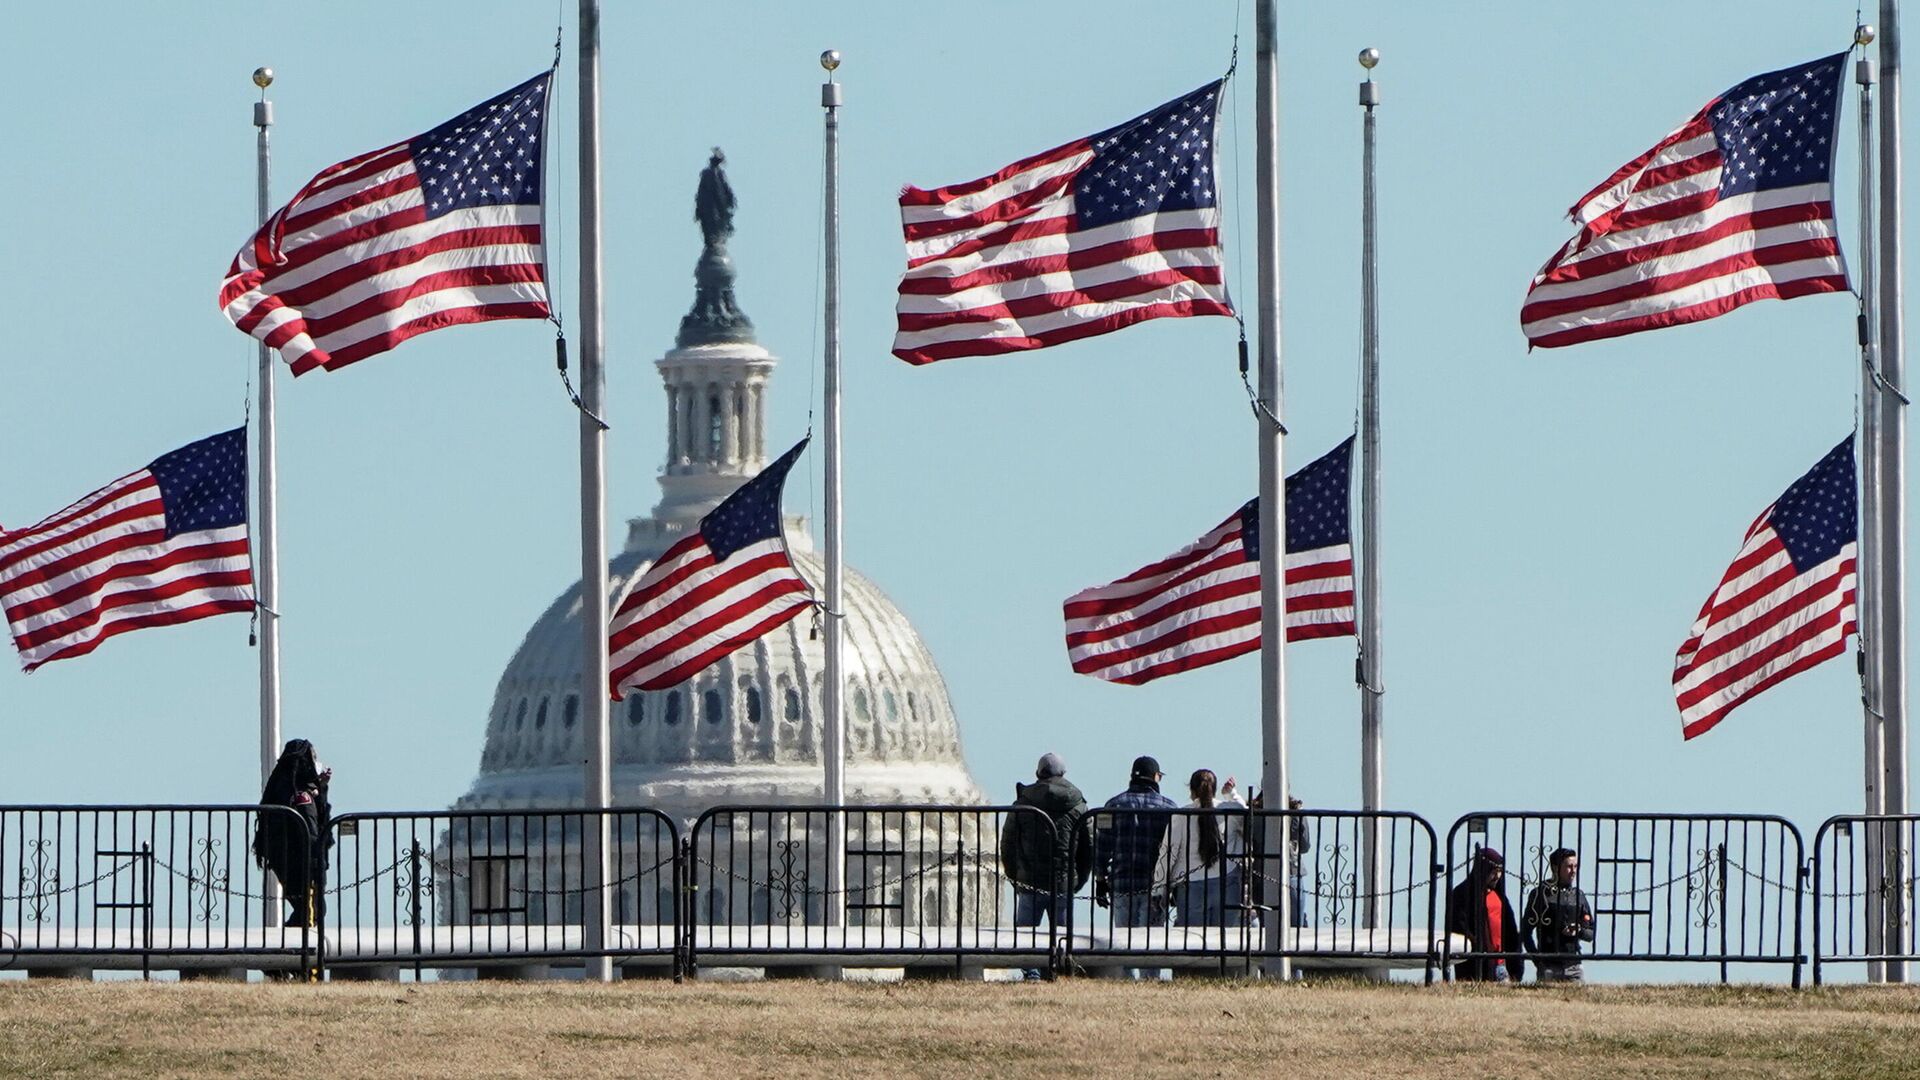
[457,536,984,815]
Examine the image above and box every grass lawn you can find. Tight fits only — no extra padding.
[1,978,1917,1078]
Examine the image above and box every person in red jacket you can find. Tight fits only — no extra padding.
[1446,846,1524,982]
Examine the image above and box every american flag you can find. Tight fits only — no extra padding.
[1064,438,1355,685]
[1522,53,1849,348]
[893,81,1232,365]
[609,439,815,697]
[1,429,253,672]
[220,73,552,375]
[1673,437,1857,739]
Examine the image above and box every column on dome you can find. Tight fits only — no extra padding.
[723,382,742,466]
[751,381,766,463]
[665,383,681,463]
[732,385,748,465]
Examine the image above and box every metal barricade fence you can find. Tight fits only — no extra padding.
[0,804,315,977]
[1443,812,1807,986]
[1073,808,1441,980]
[684,805,1052,974]
[1811,815,1919,984]
[323,808,680,977]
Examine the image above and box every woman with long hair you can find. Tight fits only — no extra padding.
[1152,768,1248,931]
[254,738,333,927]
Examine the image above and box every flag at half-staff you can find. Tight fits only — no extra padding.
[1064,438,1355,685]
[1,429,253,672]
[1674,437,1858,739]
[609,439,815,697]
[1522,53,1849,348]
[219,72,553,375]
[893,81,1232,365]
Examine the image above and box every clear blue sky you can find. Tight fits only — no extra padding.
[0,0,1902,859]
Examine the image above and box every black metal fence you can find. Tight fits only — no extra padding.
[323,808,680,977]
[1811,815,1919,984]
[1071,808,1443,980]
[9,802,1911,986]
[0,805,316,976]
[683,805,1047,973]
[1442,812,1807,986]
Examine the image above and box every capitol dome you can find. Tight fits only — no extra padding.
[456,150,983,819]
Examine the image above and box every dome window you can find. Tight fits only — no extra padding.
[884,690,898,723]
[784,687,802,723]
[745,686,764,725]
[665,693,682,726]
[703,688,724,725]
[535,698,549,729]
[853,688,872,724]
[627,696,645,726]
[563,695,579,729]
[707,390,724,459]
[516,699,529,730]
[907,692,919,722]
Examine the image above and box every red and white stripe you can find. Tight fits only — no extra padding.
[1672,512,1856,740]
[1,474,252,672]
[609,534,814,697]
[893,144,1230,365]
[1063,513,1354,686]
[219,145,546,376]
[1522,118,1846,348]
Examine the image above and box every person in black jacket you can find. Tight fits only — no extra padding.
[1000,752,1090,979]
[1524,847,1595,982]
[1446,846,1523,983]
[254,738,333,927]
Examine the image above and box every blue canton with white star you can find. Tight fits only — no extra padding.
[1769,437,1855,571]
[1708,53,1846,199]
[699,438,809,561]
[1076,81,1222,230]
[1239,437,1354,562]
[148,428,248,539]
[412,72,549,219]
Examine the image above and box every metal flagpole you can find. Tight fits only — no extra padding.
[1356,47,1385,944]
[1253,0,1293,980]
[578,0,614,983]
[1855,28,1888,984]
[820,49,848,950]
[251,66,283,929]
[1878,0,1912,985]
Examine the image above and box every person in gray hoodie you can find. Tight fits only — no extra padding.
[1000,752,1091,979]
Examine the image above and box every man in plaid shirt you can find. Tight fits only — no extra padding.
[1094,755,1178,978]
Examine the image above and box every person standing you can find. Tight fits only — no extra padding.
[254,738,333,927]
[1153,769,1247,931]
[1000,751,1091,980]
[1446,847,1523,983]
[1093,755,1177,979]
[1524,847,1595,983]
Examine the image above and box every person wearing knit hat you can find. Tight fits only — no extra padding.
[1446,846,1524,982]
[999,751,1090,980]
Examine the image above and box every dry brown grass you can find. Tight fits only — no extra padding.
[0,978,1917,1079]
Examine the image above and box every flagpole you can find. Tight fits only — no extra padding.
[1877,0,1912,985]
[1855,28,1889,984]
[820,49,848,947]
[1356,47,1385,945]
[251,66,283,930]
[577,0,614,984]
[1253,0,1293,980]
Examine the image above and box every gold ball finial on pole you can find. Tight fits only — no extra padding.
[1358,47,1380,70]
[252,66,274,89]
[821,49,842,73]
[1859,24,1878,46]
